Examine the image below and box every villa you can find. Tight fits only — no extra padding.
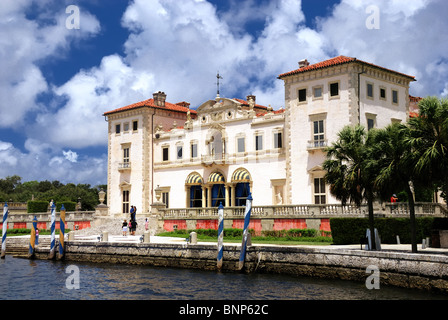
[103,56,416,217]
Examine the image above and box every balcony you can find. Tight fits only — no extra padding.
[118,162,131,171]
[307,139,328,152]
[201,153,229,166]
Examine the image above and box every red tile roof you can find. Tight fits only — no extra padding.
[278,55,416,80]
[409,95,422,103]
[233,98,268,110]
[103,98,197,116]
[256,108,285,117]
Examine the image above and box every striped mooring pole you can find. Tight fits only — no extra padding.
[1,202,8,259]
[238,193,253,271]
[217,202,224,270]
[58,204,66,260]
[28,216,38,258]
[48,203,56,259]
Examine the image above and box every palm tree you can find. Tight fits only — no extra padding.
[370,123,419,253]
[323,125,379,250]
[407,96,448,205]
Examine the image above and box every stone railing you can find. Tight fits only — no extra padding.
[3,211,95,224]
[159,202,447,220]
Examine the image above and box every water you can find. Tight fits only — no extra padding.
[1,255,447,301]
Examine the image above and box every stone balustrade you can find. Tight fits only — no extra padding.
[158,202,447,220]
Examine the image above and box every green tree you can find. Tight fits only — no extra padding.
[370,123,419,252]
[408,96,448,205]
[0,175,22,195]
[323,125,379,250]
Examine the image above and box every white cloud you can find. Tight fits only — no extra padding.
[0,139,106,186]
[1,0,448,186]
[63,150,78,163]
[31,54,155,148]
[0,0,100,128]
[316,0,448,97]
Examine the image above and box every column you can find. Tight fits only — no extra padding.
[202,185,207,208]
[207,185,212,208]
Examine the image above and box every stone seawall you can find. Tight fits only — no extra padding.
[6,238,448,294]
[63,241,448,294]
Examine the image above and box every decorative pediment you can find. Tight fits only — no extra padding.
[119,181,131,189]
[307,165,324,173]
[196,97,241,114]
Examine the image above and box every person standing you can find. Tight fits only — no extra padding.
[390,194,398,210]
[131,219,138,236]
[122,220,128,236]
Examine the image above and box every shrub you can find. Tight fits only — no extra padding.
[56,201,77,212]
[27,201,49,213]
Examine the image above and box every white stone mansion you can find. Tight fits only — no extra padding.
[103,56,416,216]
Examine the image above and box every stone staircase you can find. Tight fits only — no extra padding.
[74,216,149,237]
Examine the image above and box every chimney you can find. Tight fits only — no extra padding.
[153,91,167,107]
[298,59,310,68]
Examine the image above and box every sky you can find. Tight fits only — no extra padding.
[0,0,447,187]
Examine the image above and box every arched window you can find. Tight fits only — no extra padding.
[209,172,226,207]
[186,172,203,208]
[232,168,251,206]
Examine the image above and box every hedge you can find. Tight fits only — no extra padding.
[27,200,77,213]
[330,217,448,245]
[27,201,49,213]
[163,228,331,240]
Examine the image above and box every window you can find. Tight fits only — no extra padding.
[162,192,169,208]
[177,145,183,160]
[313,86,322,99]
[189,186,202,208]
[367,118,375,131]
[122,190,130,214]
[314,178,326,204]
[313,120,325,147]
[123,148,130,163]
[191,143,198,158]
[255,134,263,151]
[392,90,399,104]
[329,82,339,97]
[367,83,373,99]
[211,184,225,207]
[115,124,121,134]
[380,87,386,100]
[123,122,129,132]
[274,132,283,149]
[237,137,245,153]
[162,146,169,161]
[133,120,138,131]
[298,88,307,102]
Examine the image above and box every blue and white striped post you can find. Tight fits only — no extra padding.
[238,193,252,270]
[217,202,224,270]
[58,204,66,260]
[1,202,8,259]
[29,216,38,258]
[49,203,56,259]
